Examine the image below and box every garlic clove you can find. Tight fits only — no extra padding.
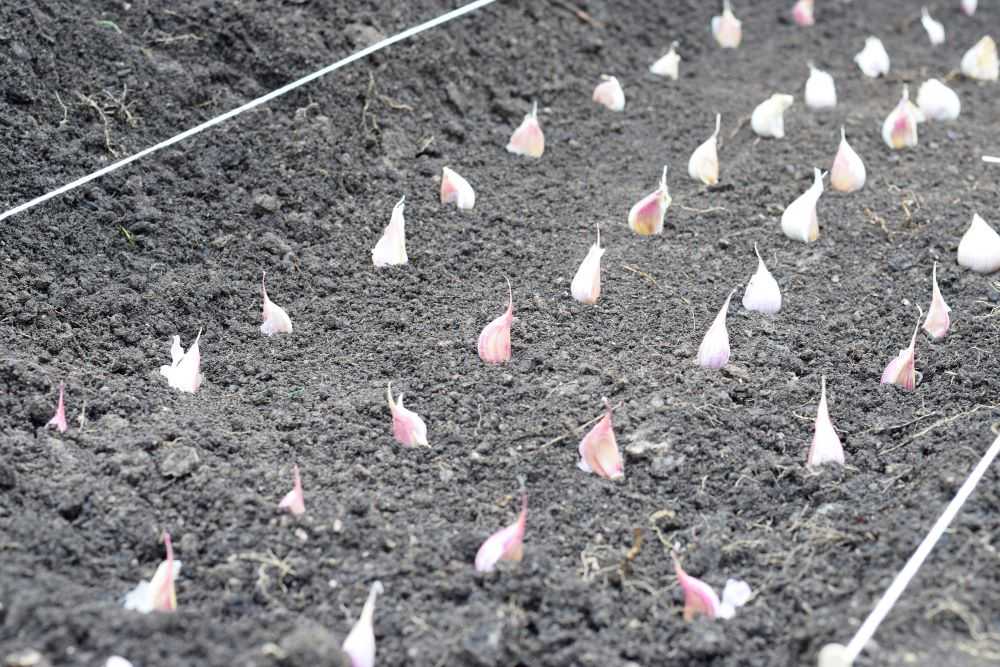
[673,554,722,621]
[46,382,68,433]
[506,101,545,158]
[577,401,624,480]
[960,36,998,81]
[751,94,794,139]
[342,582,384,667]
[854,36,890,78]
[650,42,681,79]
[475,494,528,572]
[260,271,293,336]
[159,330,203,393]
[627,166,672,235]
[957,213,1000,274]
[923,262,952,339]
[962,0,977,16]
[477,277,514,363]
[372,196,408,267]
[807,376,844,467]
[278,464,305,516]
[917,79,961,121]
[688,114,721,185]
[804,63,837,110]
[880,315,920,391]
[712,1,742,49]
[781,168,825,243]
[921,8,945,46]
[440,166,476,210]
[387,382,430,447]
[697,288,737,369]
[830,127,866,193]
[125,532,181,613]
[592,76,625,112]
[881,86,919,149]
[570,226,605,305]
[742,244,781,314]
[792,0,814,26]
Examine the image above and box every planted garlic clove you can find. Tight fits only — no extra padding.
[830,127,866,193]
[46,382,68,433]
[742,245,781,314]
[712,1,742,49]
[577,400,624,480]
[475,494,528,573]
[917,79,961,121]
[921,8,945,46]
[260,271,293,336]
[650,42,681,79]
[158,331,203,393]
[960,36,998,81]
[688,114,721,185]
[807,376,844,466]
[957,213,1000,274]
[804,63,837,110]
[983,156,1000,164]
[673,554,721,620]
[124,532,182,613]
[506,101,545,158]
[854,36,890,78]
[781,168,825,242]
[372,196,408,267]
[923,262,952,339]
[881,314,920,390]
[570,226,605,305]
[478,277,514,363]
[441,166,476,210]
[592,76,625,111]
[751,94,794,139]
[278,464,305,516]
[627,166,672,235]
[386,383,429,447]
[962,0,977,16]
[697,288,737,369]
[792,0,814,26]
[882,86,919,149]
[342,582,383,667]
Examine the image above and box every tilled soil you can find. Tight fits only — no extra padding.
[2,1,1000,666]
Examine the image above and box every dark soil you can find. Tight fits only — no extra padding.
[3,1,1000,665]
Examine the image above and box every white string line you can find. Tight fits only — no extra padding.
[984,156,1000,163]
[842,433,1000,662]
[0,0,497,223]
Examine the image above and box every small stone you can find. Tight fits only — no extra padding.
[4,649,50,667]
[278,619,350,667]
[816,643,852,667]
[253,193,281,214]
[160,446,200,478]
[460,622,503,667]
[179,532,199,554]
[343,23,386,48]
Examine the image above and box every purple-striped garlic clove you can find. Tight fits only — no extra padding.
[46,382,68,433]
[477,277,514,363]
[475,494,528,573]
[577,400,624,480]
[278,464,305,516]
[441,166,476,210]
[697,289,737,369]
[627,166,671,236]
[830,127,866,193]
[387,382,429,447]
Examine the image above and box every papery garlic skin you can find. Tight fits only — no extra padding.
[697,289,736,369]
[106,658,133,667]
[742,245,781,314]
[627,166,672,235]
[577,403,624,480]
[923,262,951,339]
[278,464,305,516]
[962,0,977,16]
[960,36,999,81]
[712,1,742,49]
[854,37,890,78]
[159,331,203,393]
[751,94,794,139]
[372,196,408,267]
[882,86,919,150]
[688,114,721,185]
[46,382,68,433]
[805,63,837,110]
[593,76,625,112]
[917,79,961,121]
[781,168,825,243]
[830,127,866,193]
[506,101,545,158]
[717,579,753,619]
[342,582,383,667]
[792,0,814,27]
[921,8,945,46]
[124,532,182,613]
[475,494,527,573]
[261,271,293,336]
[957,213,1000,274]
[478,278,514,363]
[440,166,476,210]
[570,227,604,305]
[807,376,844,467]
[650,42,681,79]
[880,318,919,391]
[387,383,429,447]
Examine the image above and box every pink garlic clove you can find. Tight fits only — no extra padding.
[475,494,528,573]
[387,382,429,447]
[261,271,293,336]
[807,376,844,466]
[697,289,737,369]
[342,581,384,667]
[278,464,305,516]
[577,400,624,480]
[506,102,545,158]
[477,277,514,363]
[46,382,68,433]
[922,262,951,339]
[627,166,671,236]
